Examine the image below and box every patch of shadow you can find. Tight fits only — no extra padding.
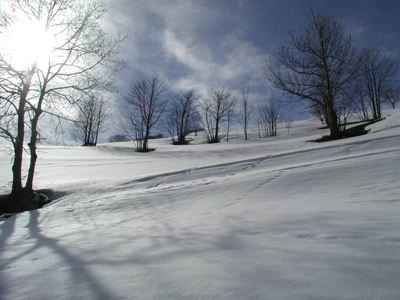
[136,148,156,153]
[0,214,16,295]
[22,211,120,299]
[172,138,193,145]
[0,189,69,218]
[308,119,383,143]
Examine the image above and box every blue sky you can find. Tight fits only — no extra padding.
[102,0,400,119]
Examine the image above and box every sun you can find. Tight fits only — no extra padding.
[3,17,56,70]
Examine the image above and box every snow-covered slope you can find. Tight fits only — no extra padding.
[1,113,400,300]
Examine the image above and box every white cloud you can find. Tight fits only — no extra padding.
[163,28,269,91]
[102,0,272,104]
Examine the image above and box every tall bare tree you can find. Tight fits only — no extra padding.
[239,86,253,140]
[72,94,111,146]
[266,8,359,139]
[201,86,236,143]
[118,74,170,152]
[0,0,125,211]
[359,48,397,119]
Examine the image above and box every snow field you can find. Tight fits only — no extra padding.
[0,112,400,299]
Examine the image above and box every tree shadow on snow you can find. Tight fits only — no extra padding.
[0,214,16,297]
[0,211,120,299]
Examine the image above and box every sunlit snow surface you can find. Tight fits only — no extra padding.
[1,111,400,299]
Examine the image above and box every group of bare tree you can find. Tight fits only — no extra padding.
[201,87,237,143]
[115,76,242,148]
[359,48,398,119]
[257,98,280,138]
[76,6,399,150]
[115,75,302,147]
[116,74,202,151]
[72,94,111,146]
[163,88,201,145]
[0,0,125,210]
[266,8,398,139]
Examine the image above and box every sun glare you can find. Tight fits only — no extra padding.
[3,18,56,70]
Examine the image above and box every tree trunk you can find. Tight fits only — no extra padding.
[11,107,25,196]
[10,138,25,210]
[87,119,93,145]
[143,130,150,151]
[214,117,220,143]
[94,124,99,146]
[369,91,378,120]
[326,105,340,139]
[376,96,382,119]
[178,110,185,144]
[25,110,42,193]
[10,63,37,208]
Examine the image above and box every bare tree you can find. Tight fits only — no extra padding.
[383,88,400,109]
[163,107,179,143]
[118,75,170,152]
[239,86,253,140]
[337,87,358,128]
[257,98,280,138]
[72,94,111,146]
[354,87,370,121]
[284,115,295,135]
[225,101,237,142]
[307,102,327,125]
[0,0,125,211]
[266,8,359,139]
[165,88,200,144]
[359,48,397,119]
[201,86,236,143]
[190,107,203,136]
